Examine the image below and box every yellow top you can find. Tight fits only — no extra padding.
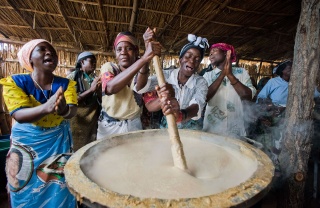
[0,74,77,128]
[100,62,141,120]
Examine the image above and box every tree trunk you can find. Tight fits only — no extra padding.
[278,0,320,207]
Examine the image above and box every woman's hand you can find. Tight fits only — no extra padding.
[12,86,75,123]
[161,97,180,118]
[90,75,102,93]
[222,50,233,76]
[53,86,69,115]
[155,83,175,99]
[141,41,162,62]
[42,86,62,114]
[143,27,156,44]
[155,83,180,119]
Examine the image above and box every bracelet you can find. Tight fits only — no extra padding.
[139,70,149,75]
[60,105,71,118]
[231,79,239,85]
[176,111,183,123]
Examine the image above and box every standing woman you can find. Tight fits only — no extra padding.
[97,29,161,139]
[203,43,256,137]
[67,52,101,150]
[0,39,77,207]
[142,34,209,130]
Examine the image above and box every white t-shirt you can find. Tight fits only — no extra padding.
[203,67,256,137]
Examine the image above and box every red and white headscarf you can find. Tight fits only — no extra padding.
[17,39,50,72]
[210,43,237,63]
[113,31,139,51]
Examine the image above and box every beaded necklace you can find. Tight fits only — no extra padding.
[178,79,185,89]
[31,74,54,100]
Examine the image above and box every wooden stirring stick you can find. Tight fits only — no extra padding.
[152,55,188,172]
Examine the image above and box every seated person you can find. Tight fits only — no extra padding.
[257,60,292,108]
[252,76,271,102]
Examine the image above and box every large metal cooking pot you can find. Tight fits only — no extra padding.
[65,129,274,208]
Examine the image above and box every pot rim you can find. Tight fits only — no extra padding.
[65,129,274,208]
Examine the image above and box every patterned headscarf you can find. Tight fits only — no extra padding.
[17,39,50,72]
[113,31,139,51]
[179,34,209,61]
[210,43,237,63]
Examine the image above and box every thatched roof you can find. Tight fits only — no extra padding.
[0,0,300,62]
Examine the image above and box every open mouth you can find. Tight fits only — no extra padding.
[44,58,55,64]
[186,65,194,71]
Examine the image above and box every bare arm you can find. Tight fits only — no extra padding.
[183,104,199,120]
[227,73,252,100]
[145,98,162,112]
[147,83,197,123]
[106,41,161,95]
[161,100,198,123]
[78,76,101,102]
[221,50,252,101]
[12,104,52,123]
[135,62,150,91]
[55,87,77,119]
[224,51,252,100]
[135,27,158,91]
[12,86,77,122]
[145,83,175,112]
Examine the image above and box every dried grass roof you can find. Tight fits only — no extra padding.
[0,0,301,62]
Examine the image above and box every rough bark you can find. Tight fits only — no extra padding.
[278,0,320,207]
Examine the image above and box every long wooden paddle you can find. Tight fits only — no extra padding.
[152,55,188,172]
